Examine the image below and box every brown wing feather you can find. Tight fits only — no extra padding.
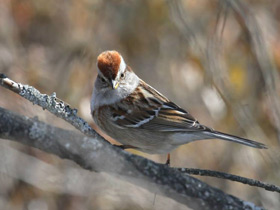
[112,81,212,132]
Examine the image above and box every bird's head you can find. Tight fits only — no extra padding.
[97,50,128,90]
[92,50,140,108]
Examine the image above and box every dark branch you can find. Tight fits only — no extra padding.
[0,107,263,210]
[176,168,280,193]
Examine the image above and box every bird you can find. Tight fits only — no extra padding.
[90,50,267,165]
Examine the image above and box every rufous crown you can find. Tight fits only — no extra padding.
[97,50,121,79]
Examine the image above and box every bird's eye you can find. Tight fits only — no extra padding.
[101,77,106,82]
[120,73,124,78]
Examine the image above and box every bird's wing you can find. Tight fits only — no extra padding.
[113,100,211,132]
[110,80,212,132]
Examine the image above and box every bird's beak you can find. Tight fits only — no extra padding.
[111,80,119,90]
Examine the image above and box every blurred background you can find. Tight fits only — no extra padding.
[0,0,280,209]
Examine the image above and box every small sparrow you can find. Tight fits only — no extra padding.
[91,50,266,163]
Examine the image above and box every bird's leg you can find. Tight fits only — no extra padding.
[114,145,137,150]
[165,153,170,166]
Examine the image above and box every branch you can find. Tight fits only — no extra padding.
[0,73,95,137]
[0,107,263,210]
[176,168,280,193]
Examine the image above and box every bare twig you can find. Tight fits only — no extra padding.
[176,168,280,193]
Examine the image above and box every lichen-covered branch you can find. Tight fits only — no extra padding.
[0,73,95,137]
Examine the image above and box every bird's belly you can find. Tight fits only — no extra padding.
[93,108,183,154]
[106,127,178,154]
[94,115,177,154]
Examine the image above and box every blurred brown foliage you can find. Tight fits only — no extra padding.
[0,0,280,209]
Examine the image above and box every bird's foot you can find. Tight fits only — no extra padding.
[165,153,170,166]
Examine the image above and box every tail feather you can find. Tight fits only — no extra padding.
[204,131,267,149]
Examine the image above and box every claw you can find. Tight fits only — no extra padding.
[165,153,170,166]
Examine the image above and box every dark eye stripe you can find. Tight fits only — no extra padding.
[98,75,106,82]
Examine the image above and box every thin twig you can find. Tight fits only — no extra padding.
[176,168,280,193]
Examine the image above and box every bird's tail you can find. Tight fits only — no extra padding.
[204,131,267,149]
